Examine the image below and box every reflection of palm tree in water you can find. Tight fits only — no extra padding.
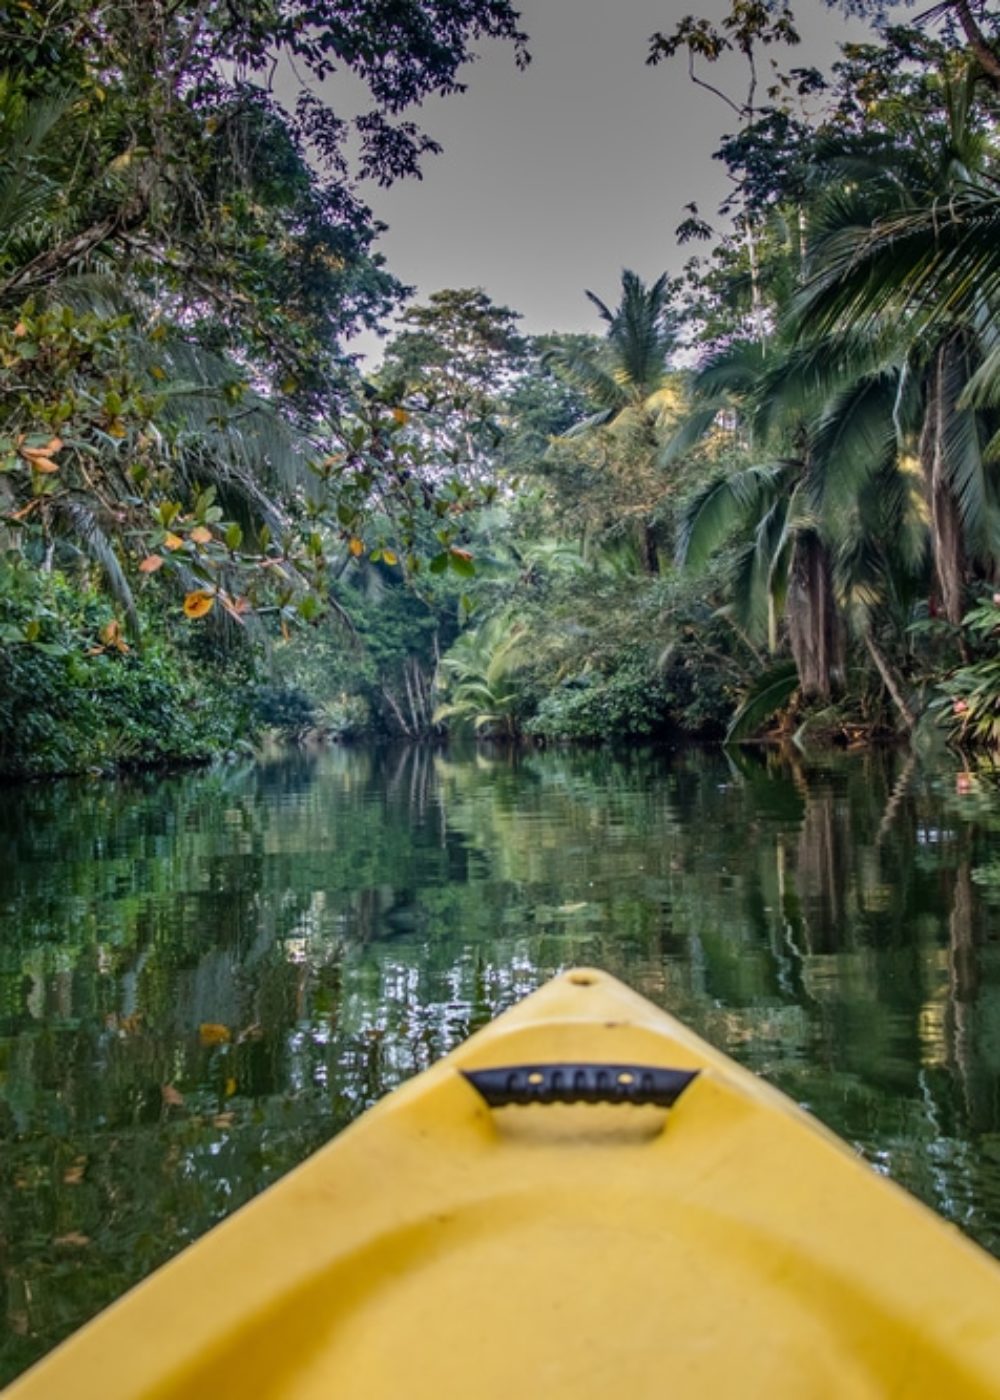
[946,863,985,1127]
[794,785,849,956]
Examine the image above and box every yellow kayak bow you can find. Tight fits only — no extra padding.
[8,968,1000,1398]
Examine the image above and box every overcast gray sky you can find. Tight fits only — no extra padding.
[348,0,890,360]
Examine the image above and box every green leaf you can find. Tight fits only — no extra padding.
[725,662,799,742]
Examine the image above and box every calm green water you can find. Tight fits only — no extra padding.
[3,743,1000,1381]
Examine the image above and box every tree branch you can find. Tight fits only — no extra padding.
[950,0,1000,86]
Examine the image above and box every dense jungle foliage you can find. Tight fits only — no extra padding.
[2,0,1000,774]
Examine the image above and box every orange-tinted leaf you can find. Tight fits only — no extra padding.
[53,1232,90,1248]
[382,549,399,567]
[21,437,63,459]
[163,532,184,551]
[100,620,122,646]
[199,1022,231,1046]
[161,1083,185,1107]
[348,536,364,557]
[8,499,40,521]
[183,590,215,619]
[391,407,410,425]
[138,554,164,574]
[189,525,213,545]
[13,322,27,339]
[212,1112,235,1128]
[27,456,59,474]
[63,1160,86,1186]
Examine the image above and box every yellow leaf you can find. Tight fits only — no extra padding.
[381,549,399,566]
[183,590,215,619]
[150,365,166,381]
[348,536,364,557]
[199,1022,231,1046]
[106,420,127,439]
[138,554,164,574]
[100,620,122,646]
[163,532,184,551]
[392,407,410,425]
[224,1076,238,1096]
[189,525,213,545]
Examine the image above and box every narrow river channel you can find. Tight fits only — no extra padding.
[3,743,1000,1382]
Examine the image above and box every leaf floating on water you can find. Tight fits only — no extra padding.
[198,1022,231,1046]
[161,1083,185,1108]
[53,1232,90,1248]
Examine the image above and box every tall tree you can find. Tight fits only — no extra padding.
[544,271,681,574]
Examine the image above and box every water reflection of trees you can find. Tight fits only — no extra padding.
[4,745,1000,1380]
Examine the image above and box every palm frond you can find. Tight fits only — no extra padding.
[54,500,139,631]
[725,661,799,742]
[810,371,900,521]
[677,462,783,572]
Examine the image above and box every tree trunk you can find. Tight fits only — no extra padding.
[637,521,659,575]
[864,629,917,733]
[950,0,1000,86]
[786,532,842,700]
[920,338,968,629]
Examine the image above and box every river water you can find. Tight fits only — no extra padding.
[3,743,1000,1381]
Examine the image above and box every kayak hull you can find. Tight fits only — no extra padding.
[7,968,1000,1397]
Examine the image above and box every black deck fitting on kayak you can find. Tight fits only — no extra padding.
[462,1063,699,1108]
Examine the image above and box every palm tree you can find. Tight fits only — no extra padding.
[671,314,932,726]
[794,62,1000,628]
[432,615,528,738]
[543,271,680,574]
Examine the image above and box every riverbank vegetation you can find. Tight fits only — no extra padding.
[2,0,1000,775]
